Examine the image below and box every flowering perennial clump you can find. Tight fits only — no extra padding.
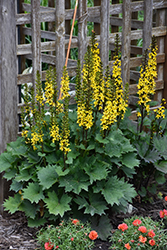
[110,215,167,249]
[37,219,98,250]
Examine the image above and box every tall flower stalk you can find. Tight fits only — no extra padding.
[137,36,158,132]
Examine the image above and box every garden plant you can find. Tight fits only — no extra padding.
[0,31,167,246]
[37,218,98,250]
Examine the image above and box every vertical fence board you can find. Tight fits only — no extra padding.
[121,0,131,85]
[142,0,153,53]
[111,0,119,60]
[94,0,101,35]
[154,9,166,103]
[31,0,41,88]
[0,0,17,213]
[163,9,167,101]
[78,0,87,67]
[100,0,109,69]
[55,0,65,92]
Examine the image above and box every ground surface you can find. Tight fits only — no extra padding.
[0,196,166,250]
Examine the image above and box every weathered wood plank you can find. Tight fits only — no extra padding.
[31,0,41,89]
[78,0,87,66]
[0,0,17,213]
[17,26,167,56]
[122,0,131,85]
[129,80,164,95]
[100,0,109,69]
[16,1,167,25]
[142,0,153,53]
[55,0,65,92]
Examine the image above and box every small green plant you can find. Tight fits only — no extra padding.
[37,218,98,250]
[110,215,167,249]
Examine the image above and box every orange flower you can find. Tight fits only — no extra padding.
[71,237,74,241]
[165,196,167,201]
[44,242,54,250]
[125,243,131,249]
[89,230,98,240]
[132,219,142,226]
[72,219,80,225]
[139,235,147,243]
[138,226,147,233]
[147,229,155,238]
[118,223,128,232]
[160,209,167,218]
[149,239,156,246]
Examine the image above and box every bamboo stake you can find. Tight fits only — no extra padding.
[59,0,78,100]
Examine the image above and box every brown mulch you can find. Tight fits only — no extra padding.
[0,196,167,250]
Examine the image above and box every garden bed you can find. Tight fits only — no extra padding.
[1,191,167,250]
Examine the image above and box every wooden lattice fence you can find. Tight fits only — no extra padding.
[0,0,167,212]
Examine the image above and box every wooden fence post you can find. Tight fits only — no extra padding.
[0,0,17,214]
[122,0,131,85]
[100,0,110,70]
[31,0,41,89]
[155,8,166,103]
[55,0,65,93]
[142,0,153,53]
[78,0,87,67]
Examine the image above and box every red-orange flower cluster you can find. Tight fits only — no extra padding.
[118,223,128,232]
[125,242,131,249]
[138,226,147,233]
[165,196,167,202]
[149,239,156,246]
[132,219,142,226]
[159,209,167,218]
[139,235,147,243]
[89,230,98,240]
[44,242,54,250]
[71,219,80,225]
[148,229,155,238]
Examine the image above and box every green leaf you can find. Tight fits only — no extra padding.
[3,168,17,180]
[28,218,46,227]
[0,152,17,172]
[44,191,71,217]
[154,161,167,174]
[87,144,95,150]
[10,180,23,192]
[143,116,151,127]
[75,193,107,216]
[37,165,58,190]
[15,169,31,182]
[55,166,69,176]
[27,151,40,164]
[105,143,122,158]
[38,152,46,157]
[4,193,22,214]
[153,136,167,160]
[19,199,37,219]
[45,152,58,164]
[84,161,109,184]
[65,157,73,164]
[138,186,147,197]
[90,215,112,241]
[95,134,108,144]
[23,183,44,203]
[144,149,161,163]
[122,152,139,168]
[155,172,166,184]
[67,150,80,160]
[6,137,27,156]
[59,173,89,194]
